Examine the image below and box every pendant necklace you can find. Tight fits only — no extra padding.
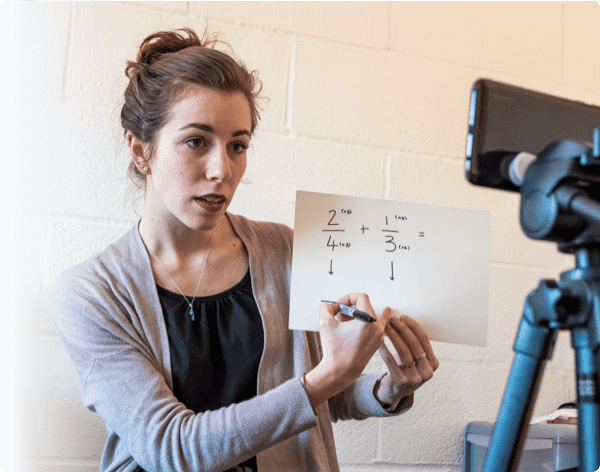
[148,232,214,321]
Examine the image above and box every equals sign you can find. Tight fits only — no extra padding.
[419,232,425,237]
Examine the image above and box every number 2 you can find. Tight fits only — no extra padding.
[328,210,338,226]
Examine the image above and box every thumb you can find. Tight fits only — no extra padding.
[378,306,392,328]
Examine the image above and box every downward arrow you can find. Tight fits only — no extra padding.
[329,260,334,275]
[390,261,394,281]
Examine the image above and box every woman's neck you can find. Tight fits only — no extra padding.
[138,213,225,264]
[139,212,249,297]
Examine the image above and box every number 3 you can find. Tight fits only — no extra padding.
[385,235,396,252]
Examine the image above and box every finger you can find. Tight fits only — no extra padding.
[337,293,376,317]
[384,323,414,367]
[318,301,339,331]
[389,315,430,361]
[322,301,358,322]
[379,344,421,393]
[335,308,355,322]
[394,315,439,370]
[378,344,404,378]
[389,316,438,381]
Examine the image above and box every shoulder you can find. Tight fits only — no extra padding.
[56,224,140,284]
[47,224,143,323]
[46,223,161,369]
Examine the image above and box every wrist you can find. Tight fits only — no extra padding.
[374,373,401,410]
[304,361,348,410]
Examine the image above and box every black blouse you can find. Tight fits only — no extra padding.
[157,268,264,471]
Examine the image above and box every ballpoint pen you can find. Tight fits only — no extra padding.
[321,300,376,323]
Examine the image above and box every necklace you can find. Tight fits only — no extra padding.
[148,232,214,321]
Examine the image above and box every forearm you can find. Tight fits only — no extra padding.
[302,360,349,411]
[95,372,317,472]
[68,343,318,472]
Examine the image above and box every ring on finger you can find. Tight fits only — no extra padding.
[415,353,426,361]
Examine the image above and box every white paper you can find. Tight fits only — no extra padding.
[289,191,490,346]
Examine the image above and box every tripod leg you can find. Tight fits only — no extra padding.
[572,337,600,472]
[483,303,557,472]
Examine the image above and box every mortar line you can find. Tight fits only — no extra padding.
[490,259,574,272]
[384,155,392,200]
[41,220,53,315]
[256,128,446,158]
[61,3,75,99]
[386,1,393,51]
[561,2,566,83]
[22,457,103,467]
[20,331,61,342]
[197,16,391,53]
[20,210,136,227]
[284,37,297,132]
[338,462,461,471]
[377,417,384,461]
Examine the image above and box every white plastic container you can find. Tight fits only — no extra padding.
[463,421,578,472]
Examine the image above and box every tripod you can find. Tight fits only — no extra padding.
[483,140,600,472]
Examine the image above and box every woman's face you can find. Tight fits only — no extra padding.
[144,86,252,232]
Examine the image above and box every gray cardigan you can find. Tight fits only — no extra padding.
[47,213,410,472]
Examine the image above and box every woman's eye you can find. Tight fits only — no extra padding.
[185,137,206,149]
[231,142,249,153]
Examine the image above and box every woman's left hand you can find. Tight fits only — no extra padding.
[375,311,439,410]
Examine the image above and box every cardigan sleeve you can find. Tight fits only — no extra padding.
[47,266,318,472]
[328,373,414,421]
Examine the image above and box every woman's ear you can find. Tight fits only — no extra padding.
[127,131,151,174]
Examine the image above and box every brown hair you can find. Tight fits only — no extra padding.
[121,27,263,189]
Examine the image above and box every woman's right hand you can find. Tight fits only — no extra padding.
[303,293,390,409]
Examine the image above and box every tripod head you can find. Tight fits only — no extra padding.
[519,140,600,255]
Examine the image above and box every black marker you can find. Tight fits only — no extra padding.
[321,300,376,323]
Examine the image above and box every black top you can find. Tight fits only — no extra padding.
[157,268,264,471]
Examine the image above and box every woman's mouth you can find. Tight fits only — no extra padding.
[194,194,227,212]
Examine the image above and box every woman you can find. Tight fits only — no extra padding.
[48,28,439,472]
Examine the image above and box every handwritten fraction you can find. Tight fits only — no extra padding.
[322,209,424,281]
[289,190,490,346]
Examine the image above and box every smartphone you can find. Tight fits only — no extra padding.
[465,79,600,192]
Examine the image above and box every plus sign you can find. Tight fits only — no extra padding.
[360,225,369,234]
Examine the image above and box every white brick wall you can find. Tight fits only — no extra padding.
[2,2,597,471]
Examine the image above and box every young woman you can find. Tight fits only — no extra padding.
[48,28,439,472]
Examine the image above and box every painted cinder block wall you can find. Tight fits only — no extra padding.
[2,1,599,471]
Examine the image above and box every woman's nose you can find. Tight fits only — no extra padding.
[206,144,232,181]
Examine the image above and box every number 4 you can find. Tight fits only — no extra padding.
[327,235,339,251]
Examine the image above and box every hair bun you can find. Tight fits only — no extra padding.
[136,27,215,66]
